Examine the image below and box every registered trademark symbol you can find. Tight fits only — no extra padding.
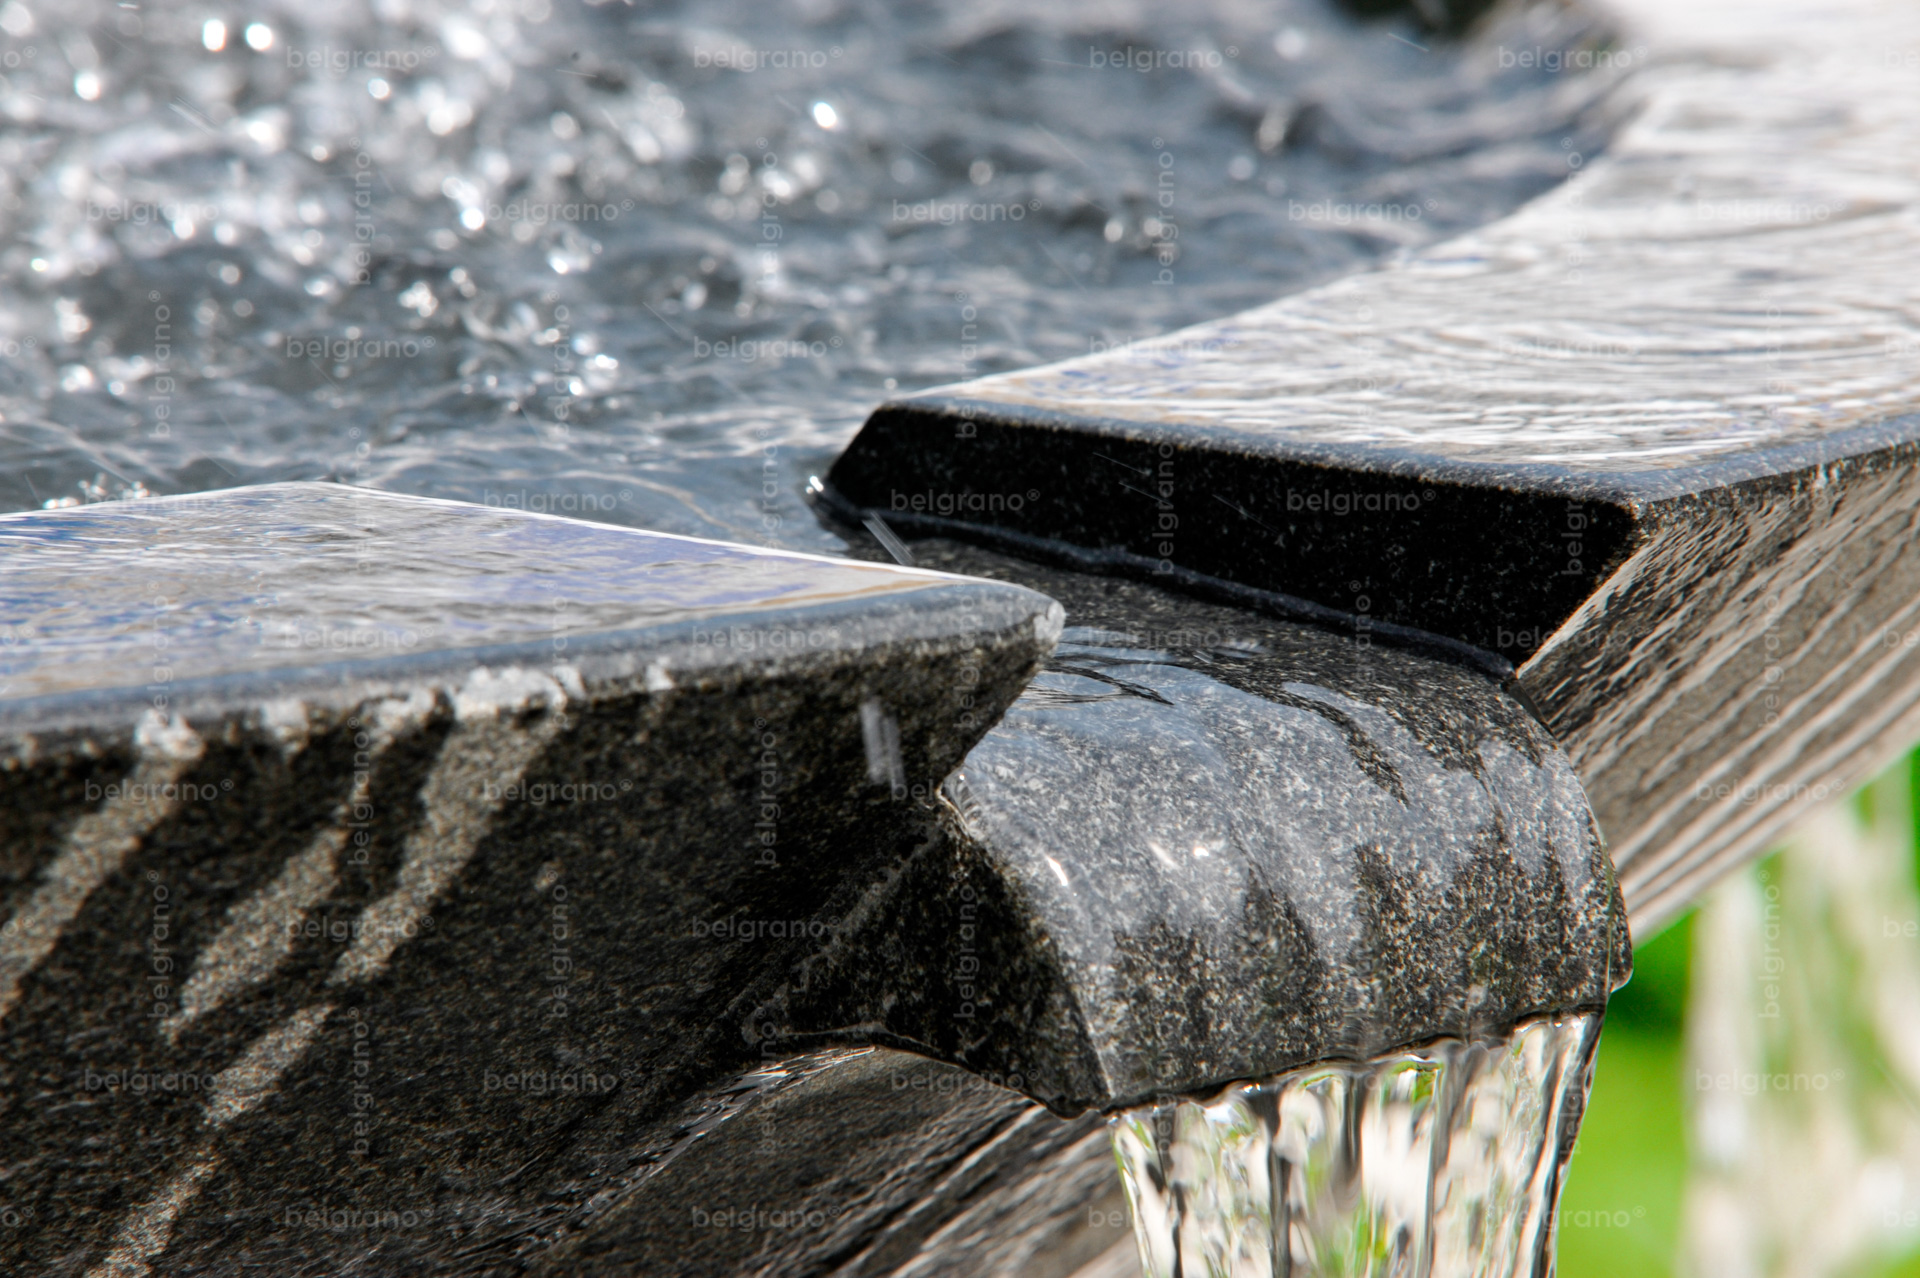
[149,292,160,301]
[1028,489,1040,500]
[1030,199,1041,209]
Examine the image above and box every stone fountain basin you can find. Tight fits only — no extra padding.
[5,0,1918,1272]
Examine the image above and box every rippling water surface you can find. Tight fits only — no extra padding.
[0,0,1623,550]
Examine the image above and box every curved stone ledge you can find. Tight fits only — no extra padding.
[762,542,1628,1115]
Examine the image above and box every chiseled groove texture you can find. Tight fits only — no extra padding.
[880,0,1920,471]
[164,691,434,1038]
[0,712,202,1024]
[85,1005,339,1278]
[1530,461,1920,928]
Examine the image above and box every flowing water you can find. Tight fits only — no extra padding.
[1112,1012,1603,1278]
[0,0,1623,551]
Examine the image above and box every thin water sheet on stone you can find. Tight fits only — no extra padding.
[0,481,957,703]
[893,542,1627,1102]
[0,0,1623,542]
[892,0,1920,486]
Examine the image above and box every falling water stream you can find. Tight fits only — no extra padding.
[1113,1013,1603,1278]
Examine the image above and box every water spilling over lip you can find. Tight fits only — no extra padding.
[0,0,1624,550]
[1113,1011,1602,1278]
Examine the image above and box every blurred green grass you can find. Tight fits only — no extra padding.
[1557,754,1920,1277]
[1557,911,1692,1278]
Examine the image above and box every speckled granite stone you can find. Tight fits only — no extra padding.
[0,478,1630,1276]
[0,484,1060,1276]
[760,541,1630,1114]
[523,1047,1132,1278]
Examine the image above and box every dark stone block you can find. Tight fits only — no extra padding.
[0,483,1060,1275]
[0,482,1624,1274]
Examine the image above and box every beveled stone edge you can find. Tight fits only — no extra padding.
[864,395,1920,508]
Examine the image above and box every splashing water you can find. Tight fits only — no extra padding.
[1112,1011,1602,1278]
[0,0,1625,546]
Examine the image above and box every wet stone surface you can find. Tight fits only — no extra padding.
[762,540,1630,1114]
[0,484,1061,1275]
[0,485,1623,1275]
[0,0,1618,543]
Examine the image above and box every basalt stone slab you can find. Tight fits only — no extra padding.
[759,541,1629,1114]
[821,0,1920,929]
[0,483,1061,1276]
